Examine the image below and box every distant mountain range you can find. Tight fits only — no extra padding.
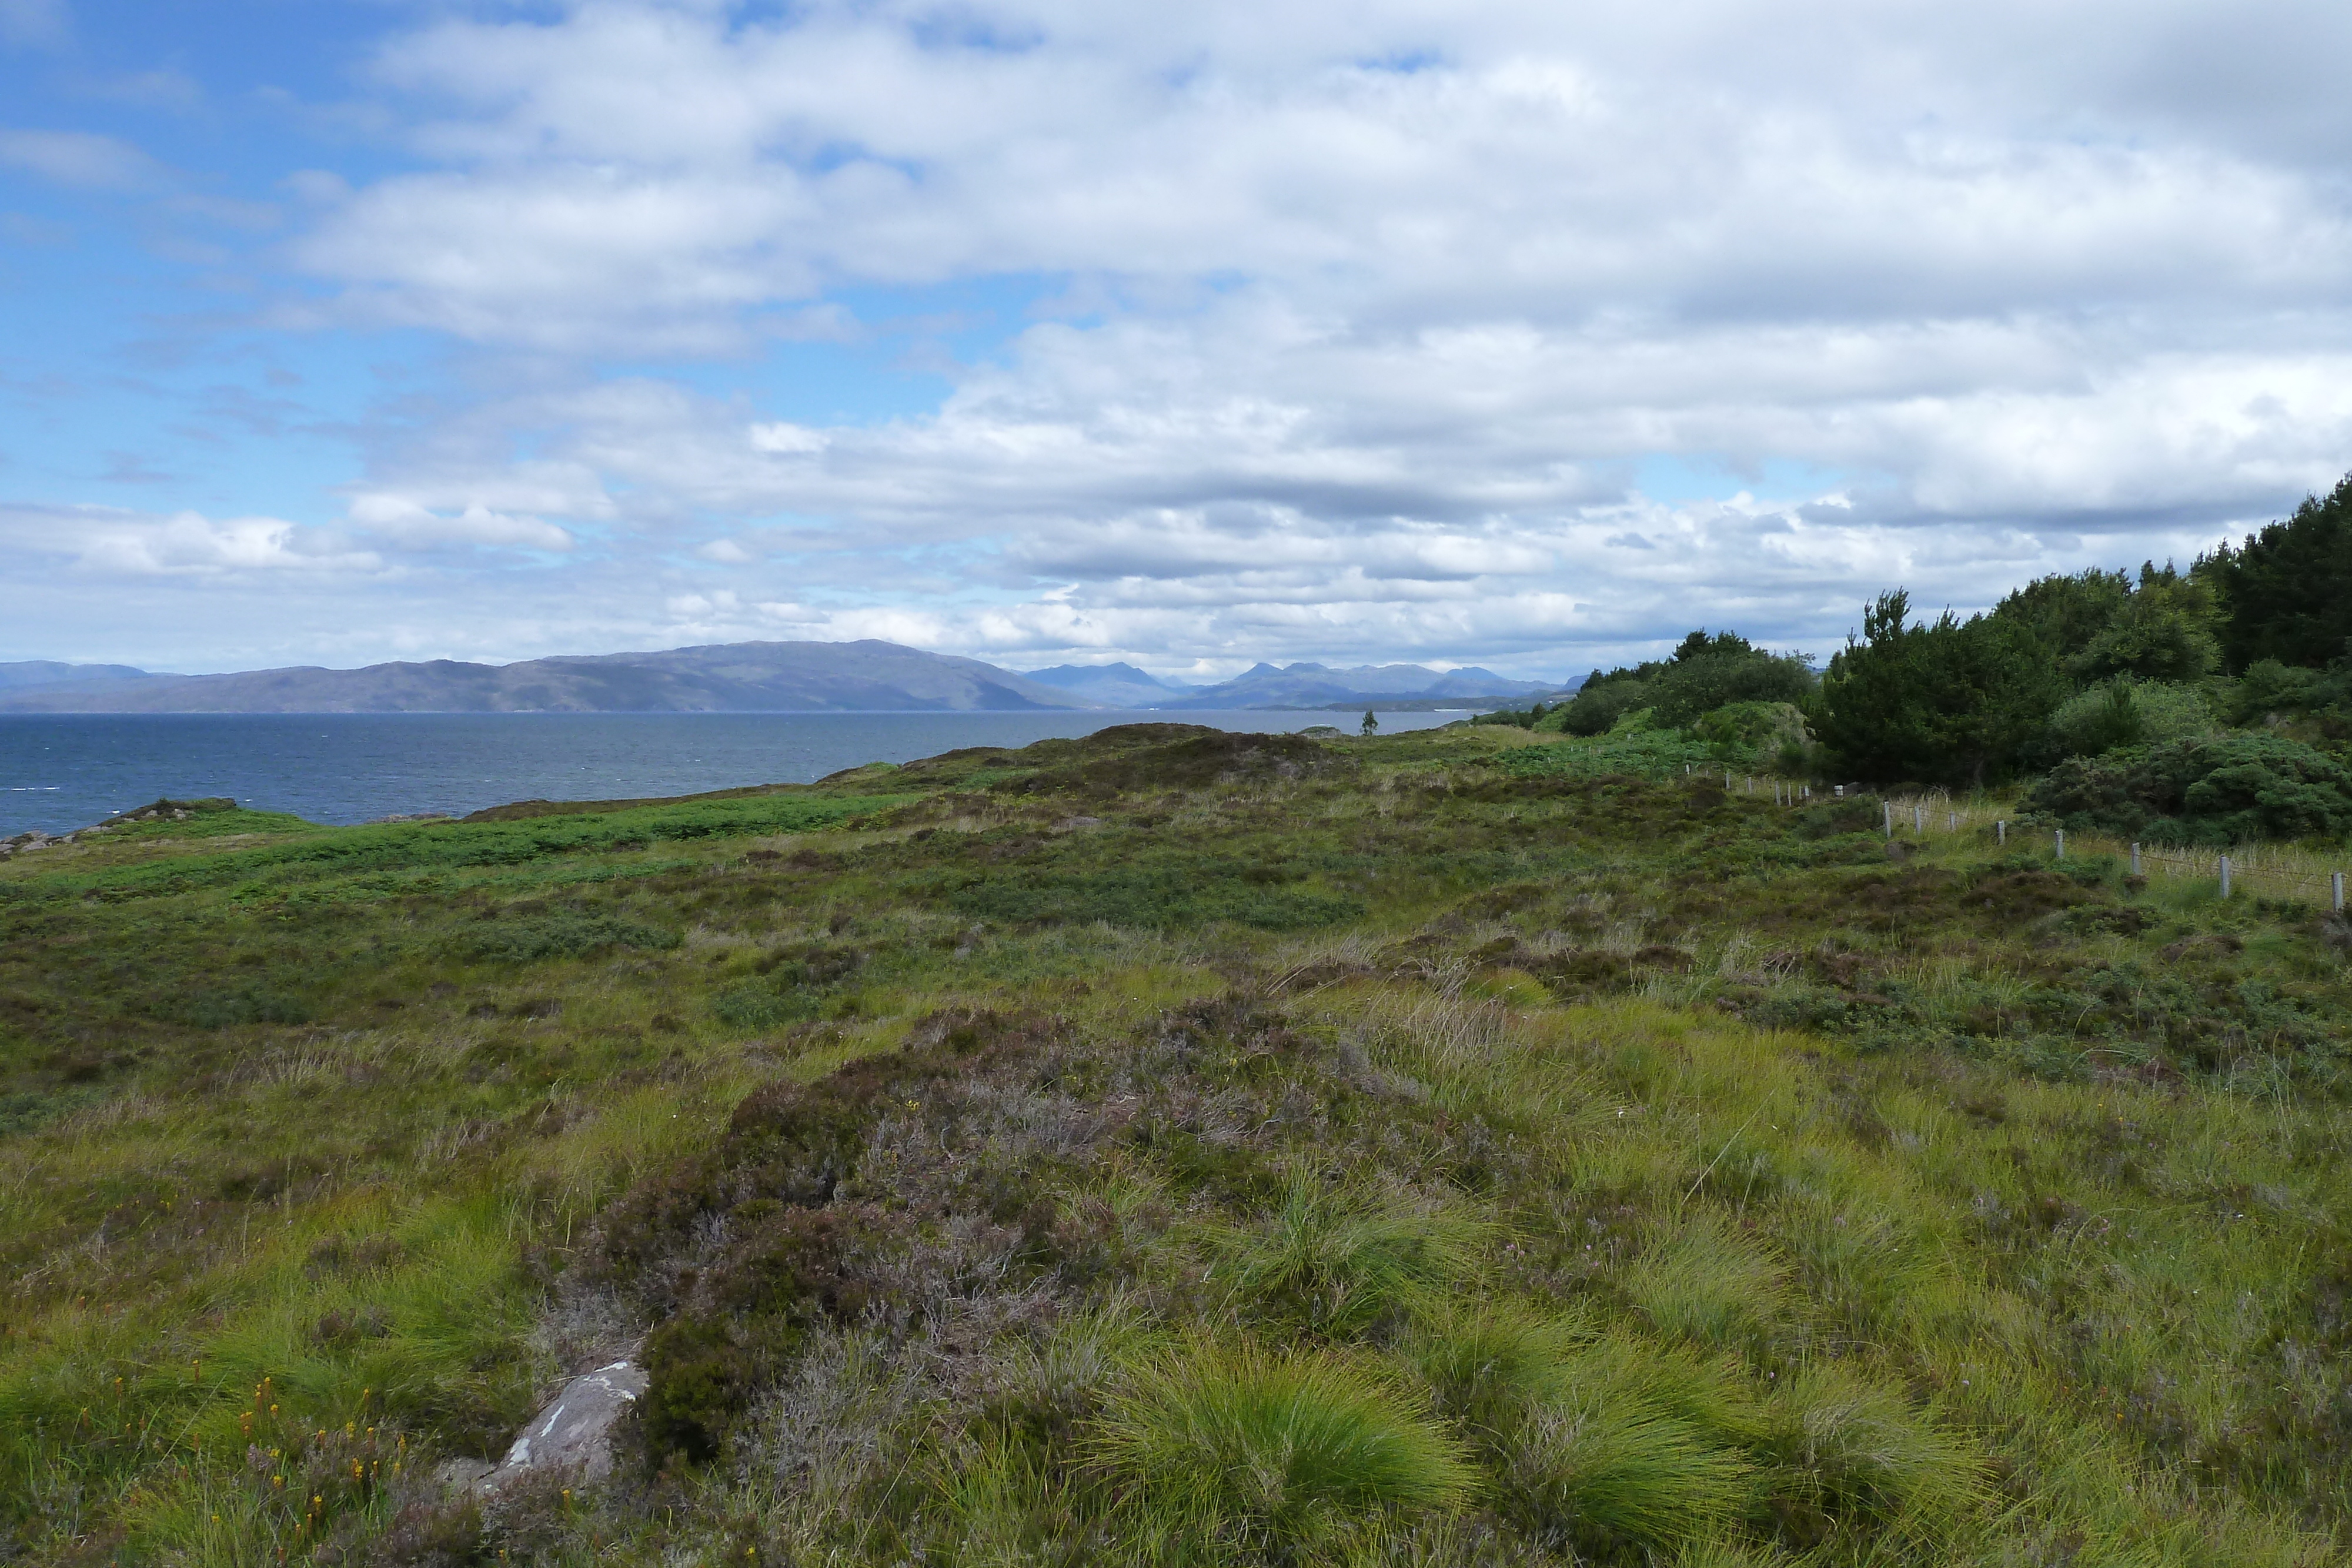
[0,646,1565,713]
[0,660,158,693]
[0,643,1085,713]
[1020,661,1192,707]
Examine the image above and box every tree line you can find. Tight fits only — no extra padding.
[1502,473,2352,842]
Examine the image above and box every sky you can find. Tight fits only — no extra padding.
[3,0,2350,682]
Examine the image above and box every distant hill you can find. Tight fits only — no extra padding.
[0,660,158,692]
[0,641,1093,714]
[1020,661,1197,707]
[1154,661,1558,710]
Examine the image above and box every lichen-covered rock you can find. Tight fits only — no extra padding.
[477,1360,646,1492]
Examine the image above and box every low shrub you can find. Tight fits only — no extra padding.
[1554,681,1655,735]
[2024,733,2352,844]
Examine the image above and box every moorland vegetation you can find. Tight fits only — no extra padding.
[10,479,2352,1566]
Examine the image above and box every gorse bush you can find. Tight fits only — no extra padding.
[2025,732,2352,844]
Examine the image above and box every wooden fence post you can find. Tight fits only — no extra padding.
[2055,829,2065,860]
[2334,871,2344,913]
[1883,801,1893,837]
[1913,804,1924,833]
[1997,820,2006,845]
[2130,842,2141,877]
[2219,856,2232,898]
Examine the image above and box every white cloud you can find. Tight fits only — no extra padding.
[0,127,161,189]
[0,504,382,577]
[346,494,576,553]
[22,0,2352,676]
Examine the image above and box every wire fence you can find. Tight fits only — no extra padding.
[1868,788,2350,912]
[1675,767,2352,911]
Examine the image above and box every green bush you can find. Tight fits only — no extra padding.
[1556,679,1655,736]
[1649,648,1816,729]
[2044,678,2217,758]
[1690,701,1809,754]
[2024,733,2352,844]
[1093,1341,1474,1551]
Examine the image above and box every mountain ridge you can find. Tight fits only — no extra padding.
[0,644,1566,714]
[0,641,1089,714]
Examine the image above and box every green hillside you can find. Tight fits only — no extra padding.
[4,721,2349,1566]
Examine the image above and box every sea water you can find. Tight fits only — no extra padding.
[0,710,1464,836]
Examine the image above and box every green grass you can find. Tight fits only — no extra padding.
[4,723,2351,1565]
[1093,1340,1476,1554]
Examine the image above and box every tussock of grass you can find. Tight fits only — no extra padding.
[1093,1340,1475,1553]
[1210,1177,1486,1336]
[1495,1393,1751,1551]
[1758,1362,1985,1528]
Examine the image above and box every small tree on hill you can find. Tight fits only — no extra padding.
[1361,708,1379,737]
[1819,590,2065,786]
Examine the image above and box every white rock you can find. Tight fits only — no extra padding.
[476,1360,647,1492]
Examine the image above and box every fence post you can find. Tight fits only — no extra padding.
[1913,804,1924,833]
[1883,801,1893,837]
[1997,820,2006,845]
[1947,811,1957,832]
[2055,829,2065,860]
[2219,856,2232,899]
[2334,871,2344,913]
[2130,842,2141,877]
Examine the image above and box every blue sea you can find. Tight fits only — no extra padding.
[0,710,1465,836]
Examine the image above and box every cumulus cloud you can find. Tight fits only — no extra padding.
[19,0,2352,673]
[0,503,382,577]
[345,493,576,553]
